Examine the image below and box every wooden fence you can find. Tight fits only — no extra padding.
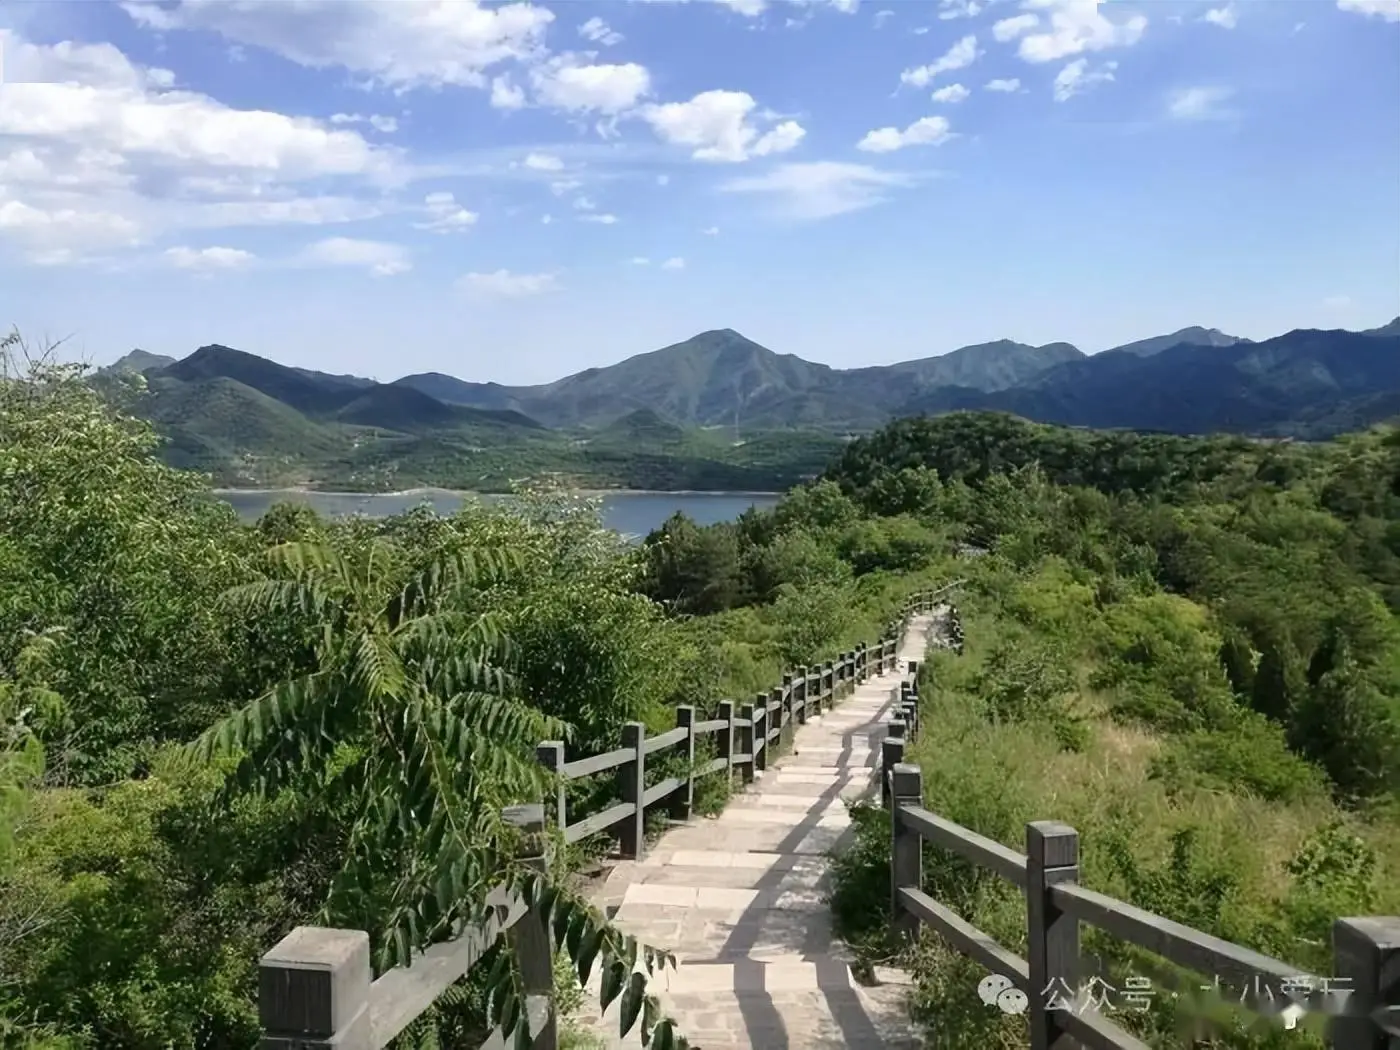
[255,587,952,1050]
[879,674,1400,1050]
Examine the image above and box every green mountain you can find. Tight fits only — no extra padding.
[397,329,1084,430]
[906,327,1400,437]
[111,318,1400,491]
[1104,326,1249,357]
[100,349,176,375]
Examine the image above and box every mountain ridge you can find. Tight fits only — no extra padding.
[100,318,1400,491]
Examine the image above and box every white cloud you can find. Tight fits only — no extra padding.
[939,0,983,18]
[874,9,896,26]
[642,91,806,162]
[900,35,981,87]
[540,213,553,224]
[661,256,685,270]
[458,269,559,298]
[296,237,411,276]
[720,160,917,220]
[656,173,671,186]
[857,115,953,152]
[1166,85,1235,120]
[550,178,583,196]
[415,191,478,233]
[524,152,565,171]
[1201,6,1237,28]
[1336,0,1400,20]
[531,59,652,114]
[0,38,393,181]
[490,75,527,109]
[1052,58,1117,101]
[330,112,399,132]
[985,77,1023,92]
[931,83,971,103]
[579,16,624,45]
[1015,0,1147,64]
[572,195,597,210]
[993,13,1039,41]
[703,225,720,235]
[630,256,650,265]
[164,244,256,270]
[0,199,143,262]
[0,32,403,263]
[120,0,555,90]
[578,212,619,224]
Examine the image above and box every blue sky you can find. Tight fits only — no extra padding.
[1,0,1396,384]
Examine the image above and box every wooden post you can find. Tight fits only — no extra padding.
[890,763,923,941]
[908,659,920,682]
[718,700,736,783]
[824,661,834,706]
[1329,916,1400,1050]
[796,665,809,724]
[259,927,372,1050]
[902,699,919,741]
[738,702,756,785]
[770,686,785,750]
[1026,821,1080,1050]
[503,803,557,1050]
[618,722,646,860]
[536,741,566,835]
[672,705,696,822]
[753,693,769,773]
[880,735,905,808]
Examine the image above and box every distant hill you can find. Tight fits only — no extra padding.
[904,327,1400,437]
[105,317,1400,491]
[1104,326,1249,357]
[100,349,175,375]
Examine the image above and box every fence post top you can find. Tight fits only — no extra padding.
[1026,821,1079,866]
[503,802,546,832]
[261,926,369,970]
[1334,915,1400,947]
[675,704,695,723]
[890,763,922,798]
[621,721,646,743]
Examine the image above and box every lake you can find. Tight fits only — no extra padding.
[215,489,782,537]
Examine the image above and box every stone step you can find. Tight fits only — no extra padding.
[581,973,924,1050]
[715,807,850,829]
[623,850,829,892]
[619,881,827,914]
[656,819,850,856]
[608,898,838,960]
[728,792,852,815]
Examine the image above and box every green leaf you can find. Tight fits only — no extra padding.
[600,959,627,1013]
[618,972,647,1035]
[576,926,604,986]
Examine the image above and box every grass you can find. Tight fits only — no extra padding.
[830,576,1400,1050]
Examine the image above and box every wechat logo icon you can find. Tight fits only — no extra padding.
[978,974,1029,1015]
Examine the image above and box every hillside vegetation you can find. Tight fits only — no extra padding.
[0,340,951,1049]
[98,318,1400,492]
[808,413,1400,1048]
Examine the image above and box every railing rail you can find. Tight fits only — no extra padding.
[257,586,953,1050]
[880,664,1400,1050]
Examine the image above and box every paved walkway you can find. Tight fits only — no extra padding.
[577,615,933,1050]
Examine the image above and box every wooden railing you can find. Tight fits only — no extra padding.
[879,672,1400,1050]
[255,586,952,1050]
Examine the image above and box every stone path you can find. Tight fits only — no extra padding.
[576,615,933,1050]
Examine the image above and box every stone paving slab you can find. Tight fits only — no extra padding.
[572,614,934,1050]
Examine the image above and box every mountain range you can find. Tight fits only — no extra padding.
[99,318,1400,491]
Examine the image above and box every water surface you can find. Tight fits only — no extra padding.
[216,489,781,537]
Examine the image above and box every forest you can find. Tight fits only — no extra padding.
[0,342,947,1049]
[2,334,1397,1049]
